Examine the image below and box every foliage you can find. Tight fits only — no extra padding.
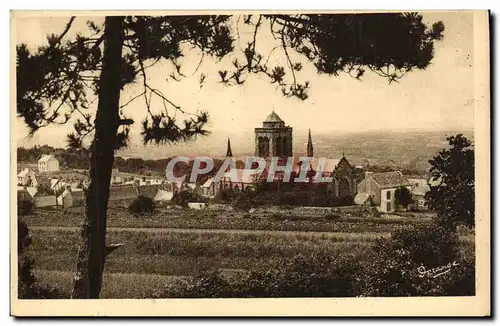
[395,187,412,208]
[128,195,155,215]
[17,14,444,149]
[425,134,475,228]
[26,214,474,298]
[17,145,90,170]
[171,190,207,208]
[157,251,362,298]
[360,221,474,296]
[18,196,35,216]
[18,220,66,299]
[36,183,55,196]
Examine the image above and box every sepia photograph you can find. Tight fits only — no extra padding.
[10,10,490,316]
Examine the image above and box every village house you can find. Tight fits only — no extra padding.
[17,168,38,187]
[111,168,123,185]
[38,154,60,173]
[408,178,431,211]
[57,185,74,209]
[201,177,219,198]
[356,171,412,213]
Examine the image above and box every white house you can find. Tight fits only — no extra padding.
[57,188,73,209]
[356,171,412,213]
[201,177,218,198]
[17,168,38,187]
[154,189,174,202]
[188,202,208,210]
[38,155,60,172]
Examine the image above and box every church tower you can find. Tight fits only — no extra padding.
[254,111,293,158]
[226,138,233,157]
[307,129,314,157]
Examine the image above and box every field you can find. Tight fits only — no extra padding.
[22,206,474,298]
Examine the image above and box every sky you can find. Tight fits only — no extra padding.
[13,12,475,152]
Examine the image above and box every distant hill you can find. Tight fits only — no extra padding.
[118,129,474,171]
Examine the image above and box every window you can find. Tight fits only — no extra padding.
[387,202,391,211]
[386,190,391,200]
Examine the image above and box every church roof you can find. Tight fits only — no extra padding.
[264,111,284,123]
[223,169,256,184]
[293,158,341,175]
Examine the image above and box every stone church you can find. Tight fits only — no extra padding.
[254,111,293,158]
[225,111,357,199]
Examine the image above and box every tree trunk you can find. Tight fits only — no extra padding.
[71,16,124,299]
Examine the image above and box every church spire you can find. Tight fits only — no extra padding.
[307,129,314,157]
[226,137,233,157]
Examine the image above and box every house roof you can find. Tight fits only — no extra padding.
[408,178,431,196]
[370,171,412,189]
[26,187,38,198]
[58,189,72,199]
[17,168,31,178]
[408,178,428,187]
[412,185,430,197]
[292,158,342,177]
[201,178,213,188]
[109,185,139,200]
[154,189,174,201]
[50,178,60,188]
[354,193,371,205]
[264,111,284,123]
[39,154,57,163]
[185,183,198,190]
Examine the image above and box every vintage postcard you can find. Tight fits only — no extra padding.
[10,10,490,316]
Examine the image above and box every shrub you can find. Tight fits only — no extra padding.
[240,252,361,298]
[156,251,361,298]
[159,270,235,298]
[395,187,412,209]
[18,220,66,299]
[359,221,474,296]
[128,195,155,215]
[18,196,35,216]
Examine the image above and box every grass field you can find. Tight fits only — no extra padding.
[24,205,436,233]
[22,207,474,298]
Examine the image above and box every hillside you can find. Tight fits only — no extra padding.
[117,129,474,171]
